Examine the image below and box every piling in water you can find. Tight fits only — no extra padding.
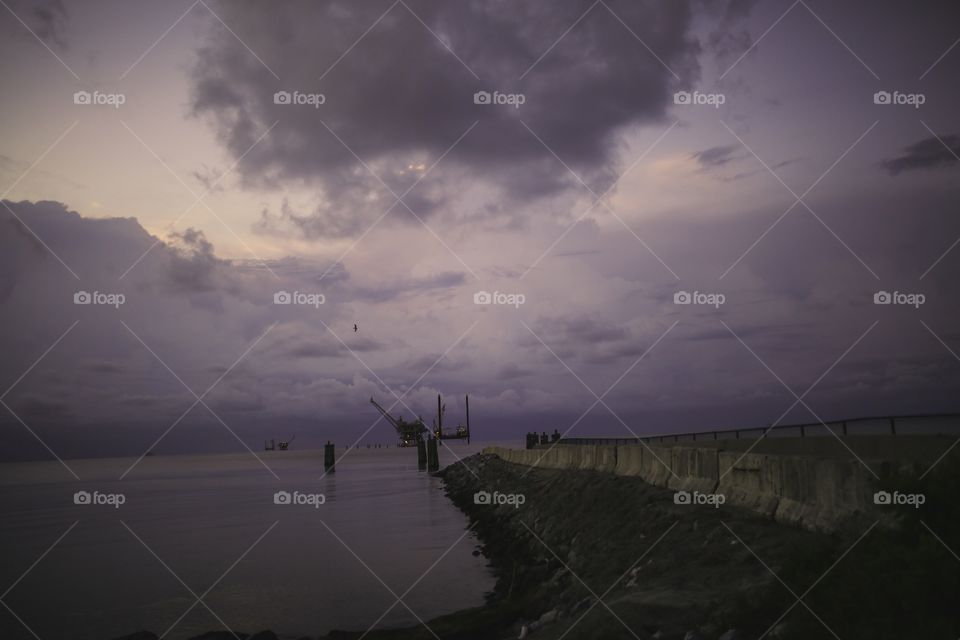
[427,437,439,472]
[417,438,427,471]
[324,441,335,472]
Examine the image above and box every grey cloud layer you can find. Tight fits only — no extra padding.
[3,193,960,460]
[190,0,708,237]
[881,134,960,176]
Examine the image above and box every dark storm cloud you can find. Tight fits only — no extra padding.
[519,315,647,365]
[27,0,66,47]
[692,145,799,179]
[881,134,960,176]
[165,228,227,293]
[190,0,719,237]
[694,144,741,168]
[0,200,485,452]
[1,0,68,49]
[254,197,372,240]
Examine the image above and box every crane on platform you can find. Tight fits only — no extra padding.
[369,397,428,447]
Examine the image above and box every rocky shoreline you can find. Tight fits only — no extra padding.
[113,450,959,639]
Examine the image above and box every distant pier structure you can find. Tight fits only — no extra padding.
[368,393,476,473]
[433,394,471,443]
[264,435,296,451]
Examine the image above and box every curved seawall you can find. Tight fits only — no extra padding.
[484,435,951,532]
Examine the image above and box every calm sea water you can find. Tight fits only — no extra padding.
[0,443,496,639]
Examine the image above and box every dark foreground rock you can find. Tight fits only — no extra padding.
[112,633,280,640]
[429,453,821,640]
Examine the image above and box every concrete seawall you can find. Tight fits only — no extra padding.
[484,436,951,532]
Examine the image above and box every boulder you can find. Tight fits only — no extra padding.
[529,608,559,631]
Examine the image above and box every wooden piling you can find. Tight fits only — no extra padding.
[417,438,427,471]
[324,441,335,472]
[427,437,439,472]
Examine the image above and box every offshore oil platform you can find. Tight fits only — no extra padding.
[369,393,472,472]
[369,393,471,446]
[369,398,427,446]
[264,435,295,451]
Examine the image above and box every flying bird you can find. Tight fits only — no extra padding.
[353,324,358,333]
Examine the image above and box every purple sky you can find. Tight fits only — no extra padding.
[1,0,959,461]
